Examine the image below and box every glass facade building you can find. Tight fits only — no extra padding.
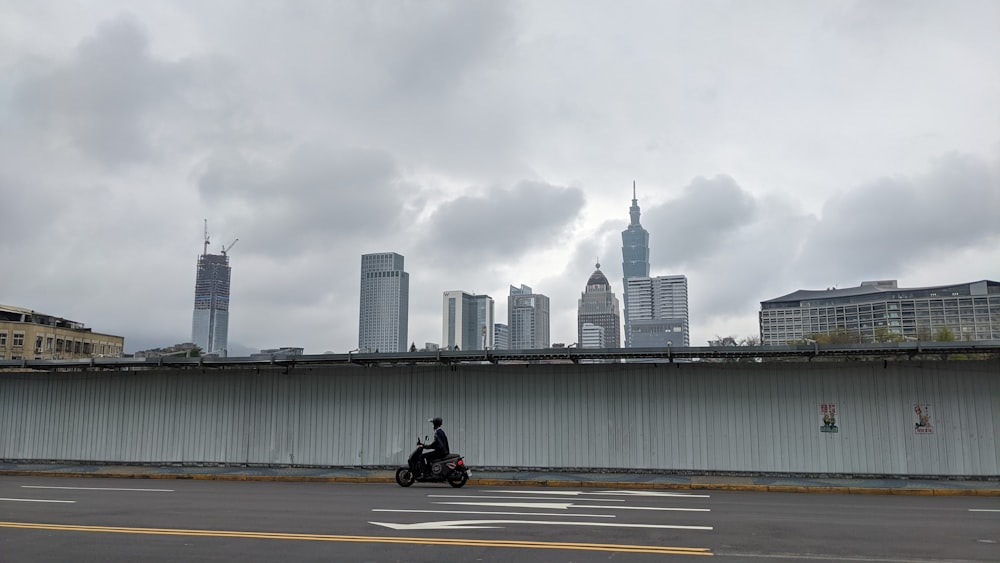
[625,275,690,347]
[508,284,550,349]
[443,291,495,351]
[192,252,232,356]
[759,280,1000,345]
[358,252,409,353]
[621,182,650,347]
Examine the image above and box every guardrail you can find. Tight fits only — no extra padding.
[2,340,999,371]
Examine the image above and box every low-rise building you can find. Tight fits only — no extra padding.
[0,305,124,360]
[759,280,1000,345]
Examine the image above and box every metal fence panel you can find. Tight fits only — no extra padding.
[1,361,997,476]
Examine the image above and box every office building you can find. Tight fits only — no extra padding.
[493,323,509,350]
[580,322,606,348]
[577,262,621,348]
[508,284,550,349]
[626,275,690,347]
[0,304,123,360]
[192,231,235,356]
[621,181,650,347]
[358,252,409,353]
[442,291,495,351]
[760,280,1000,345]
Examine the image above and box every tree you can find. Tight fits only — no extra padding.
[934,327,956,342]
[409,342,417,352]
[873,327,903,343]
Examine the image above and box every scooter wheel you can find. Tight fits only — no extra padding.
[395,468,415,487]
[447,471,468,488]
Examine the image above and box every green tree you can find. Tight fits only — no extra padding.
[873,327,903,343]
[934,327,956,342]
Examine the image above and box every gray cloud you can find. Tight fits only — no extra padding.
[798,152,1000,285]
[196,145,414,257]
[15,15,181,166]
[418,181,586,264]
[644,175,759,268]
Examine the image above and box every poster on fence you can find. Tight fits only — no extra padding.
[913,404,933,434]
[820,403,839,433]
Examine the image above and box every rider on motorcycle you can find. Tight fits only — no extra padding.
[419,417,449,473]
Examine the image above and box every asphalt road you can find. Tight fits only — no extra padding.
[1,476,997,562]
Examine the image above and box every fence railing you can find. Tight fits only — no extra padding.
[2,340,999,371]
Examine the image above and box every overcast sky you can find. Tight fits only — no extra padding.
[2,1,998,354]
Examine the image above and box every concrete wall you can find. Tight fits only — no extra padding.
[2,360,998,476]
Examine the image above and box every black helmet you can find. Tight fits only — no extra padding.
[429,417,443,427]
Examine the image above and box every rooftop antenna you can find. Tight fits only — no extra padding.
[633,180,636,199]
[203,219,210,257]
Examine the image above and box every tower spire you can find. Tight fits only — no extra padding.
[628,181,641,226]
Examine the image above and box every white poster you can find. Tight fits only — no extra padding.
[913,404,933,434]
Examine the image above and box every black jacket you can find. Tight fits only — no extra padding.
[428,427,449,456]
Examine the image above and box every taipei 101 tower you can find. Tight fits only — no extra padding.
[621,182,650,347]
[191,221,237,356]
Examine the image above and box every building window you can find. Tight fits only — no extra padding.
[36,335,43,353]
[13,332,24,347]
[0,331,6,347]
[46,337,53,352]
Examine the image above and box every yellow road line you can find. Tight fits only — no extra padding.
[0,521,712,555]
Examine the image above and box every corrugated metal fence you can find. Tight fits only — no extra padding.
[2,360,998,476]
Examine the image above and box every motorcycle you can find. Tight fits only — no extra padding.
[395,437,470,488]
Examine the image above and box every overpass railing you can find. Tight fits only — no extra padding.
[2,340,999,371]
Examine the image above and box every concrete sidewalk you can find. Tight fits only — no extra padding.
[1,462,997,496]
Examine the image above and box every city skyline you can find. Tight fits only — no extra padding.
[2,2,997,354]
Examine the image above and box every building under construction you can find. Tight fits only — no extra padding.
[192,222,236,357]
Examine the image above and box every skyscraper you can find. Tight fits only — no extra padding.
[626,275,690,348]
[508,284,550,349]
[191,228,234,357]
[493,323,509,350]
[442,291,494,351]
[580,323,606,348]
[577,262,621,348]
[358,252,409,353]
[621,181,650,347]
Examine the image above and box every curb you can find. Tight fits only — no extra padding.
[2,470,998,496]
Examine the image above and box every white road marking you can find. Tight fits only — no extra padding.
[373,509,615,518]
[0,498,76,503]
[437,501,709,512]
[968,509,1000,512]
[428,494,624,502]
[370,519,713,531]
[21,486,173,492]
[486,489,710,498]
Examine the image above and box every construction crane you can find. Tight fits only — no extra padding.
[203,219,210,256]
[222,238,239,256]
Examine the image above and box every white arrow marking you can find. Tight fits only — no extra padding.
[589,490,711,498]
[370,519,713,531]
[487,489,710,498]
[22,486,173,492]
[373,509,615,518]
[0,498,76,503]
[438,501,709,512]
[428,495,624,502]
